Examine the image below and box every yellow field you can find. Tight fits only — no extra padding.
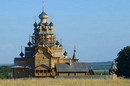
[0,78,130,86]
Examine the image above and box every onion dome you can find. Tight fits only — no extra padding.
[19,52,24,58]
[45,22,48,26]
[33,22,38,27]
[38,22,42,26]
[55,41,60,46]
[28,41,32,47]
[39,11,48,19]
[59,44,63,47]
[63,51,68,57]
[49,22,53,26]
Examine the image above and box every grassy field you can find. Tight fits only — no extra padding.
[0,78,130,86]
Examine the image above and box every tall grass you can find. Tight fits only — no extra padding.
[0,78,130,86]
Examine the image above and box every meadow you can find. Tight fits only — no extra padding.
[0,78,130,86]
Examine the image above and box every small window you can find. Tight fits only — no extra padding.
[40,70,43,73]
[44,70,47,73]
[46,60,49,63]
[36,70,39,73]
[48,70,51,73]
[38,60,41,64]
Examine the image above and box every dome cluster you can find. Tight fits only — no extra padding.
[33,11,53,29]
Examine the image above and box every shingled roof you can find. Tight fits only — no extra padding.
[55,63,90,73]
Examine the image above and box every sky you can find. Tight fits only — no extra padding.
[0,0,130,64]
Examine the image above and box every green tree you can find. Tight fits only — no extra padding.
[0,65,12,79]
[116,46,130,78]
[0,74,4,79]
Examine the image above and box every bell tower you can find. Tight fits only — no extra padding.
[13,1,77,78]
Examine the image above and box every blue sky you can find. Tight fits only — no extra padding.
[0,0,130,64]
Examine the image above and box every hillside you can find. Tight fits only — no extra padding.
[0,65,12,79]
[88,61,112,70]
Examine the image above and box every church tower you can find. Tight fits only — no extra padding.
[72,47,79,62]
[12,2,93,78]
[13,8,72,78]
[32,11,55,46]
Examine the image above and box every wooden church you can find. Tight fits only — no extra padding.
[12,6,93,78]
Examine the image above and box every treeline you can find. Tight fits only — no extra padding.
[0,65,12,79]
